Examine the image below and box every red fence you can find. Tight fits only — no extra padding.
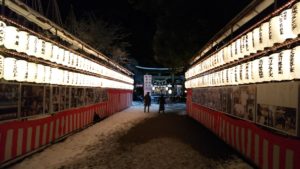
[186,89,300,169]
[0,89,132,166]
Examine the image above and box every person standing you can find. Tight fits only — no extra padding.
[144,92,151,112]
[158,94,165,113]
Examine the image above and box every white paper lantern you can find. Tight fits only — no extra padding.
[261,22,273,49]
[240,63,246,84]
[247,31,255,55]
[3,57,16,81]
[16,60,27,82]
[57,48,64,64]
[280,9,297,40]
[36,39,45,58]
[262,56,270,82]
[69,52,74,67]
[269,16,283,45]
[17,31,29,53]
[4,26,18,50]
[234,39,242,60]
[281,49,292,80]
[289,46,300,79]
[51,45,59,63]
[44,41,52,61]
[44,66,51,83]
[68,72,73,85]
[27,62,37,82]
[292,2,300,36]
[252,27,264,52]
[35,64,45,83]
[50,68,59,84]
[63,50,70,66]
[0,55,3,79]
[26,35,38,56]
[252,59,260,83]
[0,21,6,46]
[270,53,279,81]
[63,70,69,85]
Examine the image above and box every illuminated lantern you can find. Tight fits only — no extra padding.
[17,31,29,53]
[63,70,69,85]
[16,60,28,82]
[244,62,250,83]
[233,39,241,60]
[292,2,300,35]
[73,54,78,68]
[26,62,37,82]
[69,52,74,67]
[26,35,38,56]
[4,26,19,50]
[291,46,300,79]
[227,44,234,63]
[3,57,16,80]
[279,9,297,40]
[261,22,273,49]
[57,69,64,84]
[269,16,283,45]
[68,72,73,85]
[57,48,64,64]
[44,41,52,61]
[51,45,59,63]
[0,55,3,79]
[252,27,264,52]
[63,50,70,66]
[36,39,45,58]
[44,66,51,83]
[270,53,279,81]
[262,56,270,82]
[50,68,59,84]
[247,31,254,55]
[252,59,260,83]
[281,49,292,80]
[72,73,78,85]
[0,21,6,46]
[240,35,246,58]
[35,64,45,83]
[240,63,246,84]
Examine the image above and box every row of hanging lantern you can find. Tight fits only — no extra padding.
[0,20,133,85]
[0,55,133,90]
[185,45,300,88]
[186,2,300,80]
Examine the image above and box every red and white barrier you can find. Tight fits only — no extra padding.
[186,89,300,169]
[0,89,132,166]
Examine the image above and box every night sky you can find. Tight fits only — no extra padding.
[58,0,252,68]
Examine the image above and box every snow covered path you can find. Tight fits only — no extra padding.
[9,102,253,169]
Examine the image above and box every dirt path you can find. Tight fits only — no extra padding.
[10,102,253,169]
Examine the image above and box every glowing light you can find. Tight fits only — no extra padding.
[17,31,29,53]
[4,26,18,50]
[27,62,37,82]
[3,57,16,81]
[0,21,6,46]
[36,64,45,83]
[16,60,27,82]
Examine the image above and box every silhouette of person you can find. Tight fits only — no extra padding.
[144,92,151,112]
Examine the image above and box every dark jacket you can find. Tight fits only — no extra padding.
[144,94,151,106]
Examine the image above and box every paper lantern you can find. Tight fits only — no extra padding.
[233,39,242,60]
[247,31,255,55]
[44,66,51,83]
[17,31,29,53]
[261,22,273,49]
[244,62,250,83]
[240,63,246,84]
[63,50,70,66]
[35,64,45,83]
[51,45,59,63]
[3,57,16,81]
[0,55,3,79]
[252,27,264,52]
[252,59,260,83]
[269,53,279,81]
[27,62,37,82]
[269,16,283,45]
[69,53,74,67]
[68,72,73,85]
[0,21,6,46]
[292,2,300,35]
[291,46,300,79]
[281,49,292,80]
[57,48,64,64]
[35,39,45,58]
[4,26,18,50]
[44,42,52,61]
[63,70,69,85]
[26,35,38,56]
[72,54,78,68]
[16,60,28,82]
[262,56,270,82]
[50,68,59,84]
[280,9,297,40]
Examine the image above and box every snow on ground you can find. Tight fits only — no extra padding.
[9,102,253,169]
